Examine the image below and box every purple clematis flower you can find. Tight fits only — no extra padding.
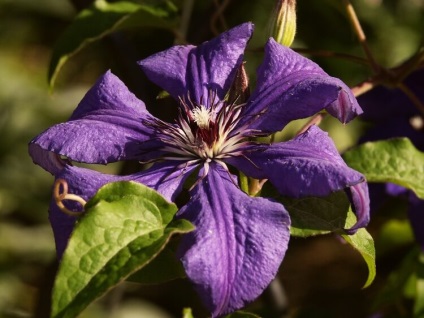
[29,23,369,316]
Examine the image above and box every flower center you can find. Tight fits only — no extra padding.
[191,105,213,129]
[146,95,252,166]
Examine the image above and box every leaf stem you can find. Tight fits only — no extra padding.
[248,178,267,197]
[297,113,326,135]
[351,80,375,97]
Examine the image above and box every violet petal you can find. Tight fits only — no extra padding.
[242,39,362,133]
[227,125,369,230]
[139,23,254,104]
[177,163,290,317]
[29,71,160,171]
[346,182,371,234]
[50,161,193,257]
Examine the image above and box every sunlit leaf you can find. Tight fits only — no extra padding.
[261,183,376,287]
[48,0,177,88]
[51,181,194,318]
[343,138,424,199]
[341,210,376,288]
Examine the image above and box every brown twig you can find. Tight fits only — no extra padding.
[342,0,381,74]
[296,113,327,135]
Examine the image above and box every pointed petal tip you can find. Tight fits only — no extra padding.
[345,181,371,234]
[28,142,66,175]
[326,80,363,124]
[234,21,255,38]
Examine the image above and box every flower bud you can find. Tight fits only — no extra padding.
[228,62,250,105]
[271,0,297,47]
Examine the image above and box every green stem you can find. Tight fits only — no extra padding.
[239,171,249,194]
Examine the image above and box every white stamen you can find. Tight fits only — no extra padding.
[145,94,249,178]
[191,105,213,129]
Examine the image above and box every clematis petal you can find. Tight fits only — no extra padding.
[139,23,254,104]
[346,182,370,234]
[177,163,290,317]
[133,161,196,202]
[226,125,369,231]
[50,165,119,257]
[242,39,362,133]
[69,70,148,120]
[138,45,194,101]
[29,71,160,172]
[50,161,194,257]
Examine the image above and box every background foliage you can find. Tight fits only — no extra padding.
[0,0,423,317]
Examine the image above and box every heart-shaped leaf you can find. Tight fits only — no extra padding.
[51,181,194,318]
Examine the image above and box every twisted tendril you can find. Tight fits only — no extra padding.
[53,178,87,217]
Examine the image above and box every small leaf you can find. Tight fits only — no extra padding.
[261,184,376,287]
[343,138,424,199]
[48,0,177,88]
[341,210,376,288]
[51,181,194,318]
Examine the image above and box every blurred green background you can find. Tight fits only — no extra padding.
[0,0,423,317]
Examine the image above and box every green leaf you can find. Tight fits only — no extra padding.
[261,184,376,287]
[48,0,177,89]
[343,138,424,199]
[280,191,351,237]
[51,181,194,318]
[341,210,376,288]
